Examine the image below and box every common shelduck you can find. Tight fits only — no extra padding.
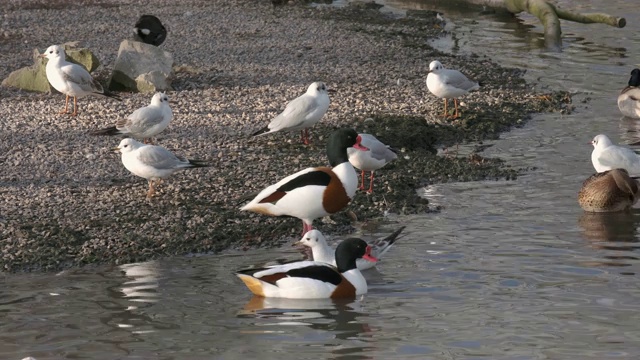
[295,227,405,271]
[240,128,368,233]
[236,238,377,299]
[40,45,121,116]
[90,92,172,144]
[347,133,398,193]
[426,60,480,119]
[113,138,208,198]
[591,134,640,175]
[618,68,640,119]
[251,82,331,145]
[578,169,640,212]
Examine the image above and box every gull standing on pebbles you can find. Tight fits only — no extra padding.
[41,45,121,116]
[113,138,209,198]
[618,68,640,119]
[89,92,172,144]
[591,134,640,175]
[426,60,480,119]
[251,82,331,145]
[347,133,397,193]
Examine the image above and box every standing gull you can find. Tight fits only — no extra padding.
[618,68,640,119]
[113,138,209,198]
[252,82,330,145]
[426,60,479,119]
[89,92,172,144]
[40,45,120,116]
[591,134,640,175]
[347,133,397,193]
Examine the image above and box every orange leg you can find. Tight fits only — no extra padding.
[146,180,156,199]
[366,171,375,193]
[59,95,70,114]
[452,98,460,119]
[302,221,313,236]
[443,98,448,117]
[359,170,366,190]
[300,128,310,145]
[70,96,78,116]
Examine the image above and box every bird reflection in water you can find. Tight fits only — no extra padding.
[578,210,640,271]
[238,296,374,359]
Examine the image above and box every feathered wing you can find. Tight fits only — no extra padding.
[443,69,479,91]
[598,146,640,173]
[61,63,102,93]
[137,146,187,170]
[124,107,166,133]
[268,95,319,132]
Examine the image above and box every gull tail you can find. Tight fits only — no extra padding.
[88,126,120,136]
[371,226,406,259]
[187,159,210,168]
[97,90,122,101]
[251,126,270,137]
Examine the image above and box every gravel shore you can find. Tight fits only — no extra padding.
[0,0,570,272]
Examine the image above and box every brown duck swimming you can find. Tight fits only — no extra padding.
[578,169,640,212]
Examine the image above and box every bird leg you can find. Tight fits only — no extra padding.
[452,98,460,119]
[70,96,78,116]
[359,170,366,190]
[300,129,310,145]
[367,171,375,194]
[146,179,156,199]
[143,138,153,144]
[301,222,313,236]
[442,98,448,117]
[59,95,70,114]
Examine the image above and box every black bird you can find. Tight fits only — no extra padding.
[134,15,167,46]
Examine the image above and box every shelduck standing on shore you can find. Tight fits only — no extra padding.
[240,128,368,233]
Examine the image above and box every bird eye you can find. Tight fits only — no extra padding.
[124,144,128,148]
[49,51,53,54]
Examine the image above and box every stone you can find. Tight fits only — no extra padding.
[108,40,173,93]
[1,44,100,93]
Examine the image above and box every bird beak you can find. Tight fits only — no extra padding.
[362,245,378,263]
[112,146,121,153]
[292,240,302,247]
[353,135,369,151]
[327,88,337,94]
[39,53,46,58]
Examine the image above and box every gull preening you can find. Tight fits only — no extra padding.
[618,68,640,119]
[347,133,397,193]
[251,81,330,145]
[426,60,480,119]
[590,134,640,175]
[578,169,640,212]
[40,44,121,116]
[89,92,172,144]
[113,138,209,198]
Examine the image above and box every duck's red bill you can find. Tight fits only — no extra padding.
[363,245,378,262]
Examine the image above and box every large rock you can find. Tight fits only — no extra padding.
[108,40,173,93]
[1,44,100,93]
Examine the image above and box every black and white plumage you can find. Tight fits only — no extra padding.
[134,15,167,46]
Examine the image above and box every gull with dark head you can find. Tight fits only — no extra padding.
[252,81,331,145]
[90,92,172,144]
[426,60,480,119]
[40,44,121,116]
[113,138,208,198]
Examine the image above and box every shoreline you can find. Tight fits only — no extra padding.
[0,0,570,272]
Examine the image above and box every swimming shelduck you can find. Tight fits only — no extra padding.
[618,68,640,119]
[295,227,405,271]
[240,128,368,233]
[251,82,331,144]
[236,238,377,299]
[347,133,398,193]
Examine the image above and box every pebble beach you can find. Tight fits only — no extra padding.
[0,0,570,272]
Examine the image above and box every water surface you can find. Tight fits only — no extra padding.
[3,0,640,359]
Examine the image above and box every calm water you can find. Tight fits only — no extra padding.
[3,1,640,359]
